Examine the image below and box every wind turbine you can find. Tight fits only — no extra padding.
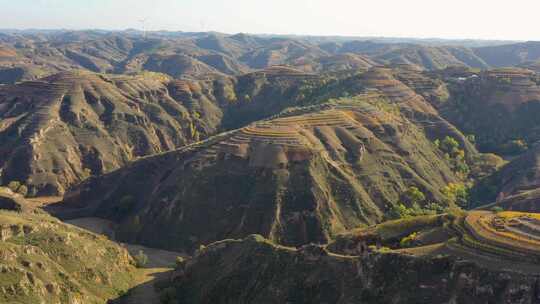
[139,18,148,39]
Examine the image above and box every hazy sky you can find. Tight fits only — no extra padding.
[1,0,540,40]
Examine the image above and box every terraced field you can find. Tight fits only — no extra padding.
[361,68,418,102]
[334,210,540,274]
[205,109,365,168]
[458,211,540,262]
[359,67,438,114]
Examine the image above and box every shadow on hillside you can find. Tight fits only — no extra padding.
[107,268,173,304]
[43,201,97,220]
[43,212,184,304]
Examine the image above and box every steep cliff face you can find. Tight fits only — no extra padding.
[160,235,540,304]
[60,96,471,252]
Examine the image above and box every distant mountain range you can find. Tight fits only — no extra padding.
[0,30,539,85]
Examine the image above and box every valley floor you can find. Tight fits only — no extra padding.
[112,268,172,304]
[66,217,183,304]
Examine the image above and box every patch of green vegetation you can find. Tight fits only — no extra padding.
[134,250,148,268]
[390,187,445,219]
[441,182,469,208]
[6,181,28,197]
[377,246,393,253]
[434,136,469,176]
[393,202,446,219]
[445,206,467,221]
[217,82,237,103]
[7,181,20,192]
[189,121,200,141]
[0,211,138,303]
[405,186,426,203]
[399,232,419,248]
[375,215,442,241]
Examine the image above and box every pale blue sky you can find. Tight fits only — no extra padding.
[1,0,540,40]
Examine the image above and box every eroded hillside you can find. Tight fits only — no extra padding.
[0,67,357,195]
[60,91,476,251]
[0,71,221,195]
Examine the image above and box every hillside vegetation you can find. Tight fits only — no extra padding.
[60,84,481,251]
[0,209,138,303]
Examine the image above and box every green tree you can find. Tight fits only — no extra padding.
[390,203,412,219]
[400,232,418,248]
[455,161,470,175]
[441,136,460,155]
[435,136,470,176]
[424,202,445,214]
[442,183,469,208]
[17,185,28,197]
[390,201,430,219]
[378,246,392,253]
[405,186,426,204]
[445,206,466,220]
[7,181,21,192]
[134,250,148,268]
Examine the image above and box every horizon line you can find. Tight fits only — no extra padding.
[0,28,531,43]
